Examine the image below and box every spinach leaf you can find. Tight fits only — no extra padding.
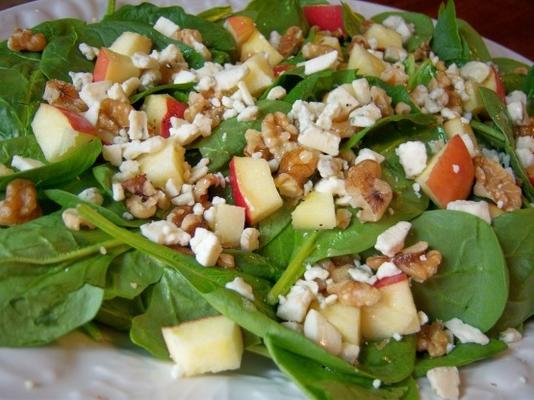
[0,135,44,164]
[457,19,491,62]
[475,87,534,202]
[372,11,434,52]
[366,77,420,111]
[359,336,417,384]
[96,297,143,331]
[342,113,435,150]
[258,203,294,248]
[493,57,529,93]
[284,69,358,103]
[197,100,291,171]
[197,6,233,23]
[414,339,507,378]
[410,210,509,332]
[260,222,304,270]
[238,0,308,36]
[299,0,329,4]
[523,66,534,115]
[0,249,120,346]
[226,249,285,281]
[130,267,218,358]
[492,209,534,332]
[130,82,194,104]
[405,57,436,91]
[79,205,375,380]
[431,0,469,65]
[0,139,102,190]
[265,336,408,400]
[92,163,115,197]
[45,189,144,228]
[341,2,364,37]
[105,250,164,300]
[104,3,236,54]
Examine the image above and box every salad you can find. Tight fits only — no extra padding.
[0,0,533,398]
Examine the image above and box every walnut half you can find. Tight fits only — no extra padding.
[0,179,41,226]
[417,322,451,357]
[8,28,47,52]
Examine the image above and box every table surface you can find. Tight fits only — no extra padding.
[0,0,532,60]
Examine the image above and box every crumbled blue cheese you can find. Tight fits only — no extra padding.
[277,284,314,323]
[375,221,412,257]
[516,136,534,168]
[298,126,340,156]
[396,141,427,178]
[62,208,94,231]
[131,52,159,69]
[214,64,249,91]
[376,261,402,280]
[266,85,287,101]
[349,103,381,127]
[446,200,491,224]
[140,221,190,246]
[173,70,197,84]
[382,15,414,43]
[444,318,489,345]
[121,77,141,97]
[189,227,223,267]
[352,78,371,105]
[78,187,104,205]
[499,327,522,344]
[68,71,93,91]
[139,69,162,90]
[78,42,99,60]
[348,265,377,285]
[304,265,330,281]
[225,277,255,301]
[240,227,260,251]
[11,155,44,171]
[460,61,490,84]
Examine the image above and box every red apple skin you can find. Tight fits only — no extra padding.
[160,100,188,138]
[55,106,96,134]
[273,64,291,77]
[374,273,408,289]
[425,135,475,208]
[303,5,344,34]
[224,16,256,47]
[229,158,252,223]
[93,49,109,82]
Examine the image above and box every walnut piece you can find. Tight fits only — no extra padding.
[167,205,194,226]
[194,174,224,203]
[43,80,88,113]
[184,91,223,127]
[261,112,299,160]
[346,160,393,222]
[126,195,157,219]
[0,179,41,226]
[217,253,236,268]
[327,280,381,307]
[278,26,304,57]
[181,213,206,235]
[97,98,133,134]
[473,156,522,211]
[370,86,393,117]
[417,322,451,357]
[244,129,271,158]
[392,245,442,283]
[8,28,47,52]
[275,148,319,198]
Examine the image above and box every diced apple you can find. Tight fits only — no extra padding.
[224,16,256,47]
[214,204,246,248]
[138,140,186,188]
[110,31,152,57]
[443,117,479,157]
[462,80,484,114]
[318,303,361,345]
[162,315,243,377]
[303,5,344,34]
[142,94,187,137]
[31,103,97,162]
[242,53,275,96]
[481,66,506,101]
[291,191,336,230]
[361,275,420,340]
[416,135,475,208]
[230,156,283,224]
[240,30,283,66]
[364,24,403,50]
[93,48,141,83]
[347,44,386,77]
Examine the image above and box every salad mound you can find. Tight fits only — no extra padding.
[0,0,533,399]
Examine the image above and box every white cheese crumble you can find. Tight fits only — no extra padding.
[444,318,490,345]
[189,227,223,267]
[68,71,93,91]
[225,277,255,301]
[78,187,104,205]
[266,85,287,101]
[446,200,491,224]
[298,126,340,156]
[79,81,112,108]
[140,220,191,246]
[396,141,427,178]
[240,227,260,251]
[460,61,490,83]
[375,221,412,257]
[78,42,99,60]
[349,103,381,127]
[499,327,522,344]
[376,261,402,280]
[11,155,44,171]
[304,265,329,282]
[427,367,460,400]
[277,284,314,323]
[302,51,338,75]
[153,16,179,38]
[355,148,385,164]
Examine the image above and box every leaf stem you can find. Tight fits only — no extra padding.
[470,120,505,145]
[105,0,116,16]
[267,231,320,305]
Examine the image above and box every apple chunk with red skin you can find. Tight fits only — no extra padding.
[303,5,344,34]
[93,48,141,83]
[361,273,420,340]
[416,135,475,209]
[229,156,283,224]
[31,103,98,162]
[224,16,256,48]
[142,94,187,138]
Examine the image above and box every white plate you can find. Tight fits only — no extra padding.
[0,1,532,399]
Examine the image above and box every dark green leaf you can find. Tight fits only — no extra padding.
[410,210,509,332]
[431,0,469,64]
[258,203,294,248]
[238,0,308,37]
[341,2,364,37]
[372,11,433,52]
[197,6,233,23]
[457,19,491,62]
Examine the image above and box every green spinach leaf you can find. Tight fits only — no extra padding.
[238,0,308,37]
[372,11,433,52]
[457,19,491,62]
[197,6,233,23]
[341,2,364,37]
[431,0,469,64]
[410,210,509,332]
